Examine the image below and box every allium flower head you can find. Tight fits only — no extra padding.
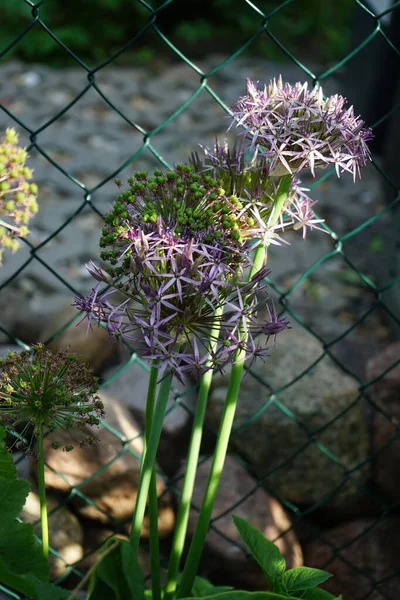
[75,167,289,380]
[230,77,373,179]
[0,128,39,262]
[99,164,257,276]
[0,345,104,454]
[191,139,325,243]
[75,263,289,381]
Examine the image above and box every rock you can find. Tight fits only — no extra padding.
[176,455,303,590]
[21,491,83,580]
[41,393,174,536]
[366,342,400,501]
[207,326,370,509]
[304,517,400,599]
[39,304,116,373]
[101,360,196,475]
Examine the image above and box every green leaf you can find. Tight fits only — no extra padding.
[0,519,48,582]
[232,516,286,587]
[30,580,72,599]
[283,567,332,592]
[88,537,145,600]
[192,576,233,597]
[0,558,37,598]
[301,587,339,600]
[0,474,30,520]
[182,592,299,600]
[0,563,68,600]
[88,577,117,600]
[0,426,17,479]
[121,538,145,598]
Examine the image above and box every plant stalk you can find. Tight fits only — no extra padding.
[145,366,162,600]
[37,424,49,566]
[164,306,224,600]
[130,371,173,556]
[177,174,292,598]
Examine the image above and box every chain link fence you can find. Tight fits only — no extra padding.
[1,0,400,598]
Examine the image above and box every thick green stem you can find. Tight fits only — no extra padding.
[177,174,293,599]
[177,343,245,599]
[130,372,173,556]
[37,425,49,566]
[268,174,293,229]
[164,306,224,600]
[146,366,162,600]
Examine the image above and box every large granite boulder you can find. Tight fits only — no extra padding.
[208,326,370,510]
[304,517,400,599]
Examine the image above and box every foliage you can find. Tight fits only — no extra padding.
[231,516,341,600]
[86,515,342,599]
[0,425,72,599]
[0,0,355,65]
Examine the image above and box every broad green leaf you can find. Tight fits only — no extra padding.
[0,564,69,600]
[283,567,332,592]
[88,577,117,600]
[301,587,340,600]
[0,474,30,520]
[232,516,286,587]
[181,592,299,600]
[192,576,233,597]
[0,519,48,582]
[121,538,145,599]
[31,580,72,599]
[0,558,37,598]
[88,537,145,600]
[0,426,17,479]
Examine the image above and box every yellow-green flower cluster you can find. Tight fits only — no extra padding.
[0,128,38,262]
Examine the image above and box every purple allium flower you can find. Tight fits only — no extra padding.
[230,77,373,180]
[0,128,39,262]
[191,139,324,243]
[0,344,104,454]
[76,223,287,380]
[75,166,290,379]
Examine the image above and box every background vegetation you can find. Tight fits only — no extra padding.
[2,0,355,66]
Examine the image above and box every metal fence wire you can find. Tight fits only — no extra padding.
[1,0,400,598]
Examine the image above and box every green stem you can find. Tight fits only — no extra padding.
[37,424,49,566]
[268,174,293,229]
[130,371,173,556]
[177,174,293,599]
[164,306,224,600]
[146,366,162,600]
[176,346,244,599]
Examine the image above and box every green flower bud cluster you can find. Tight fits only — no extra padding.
[0,344,104,454]
[0,128,39,263]
[99,164,255,275]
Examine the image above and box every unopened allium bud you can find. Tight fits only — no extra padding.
[98,164,253,274]
[0,345,104,453]
[230,77,373,179]
[0,128,39,262]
